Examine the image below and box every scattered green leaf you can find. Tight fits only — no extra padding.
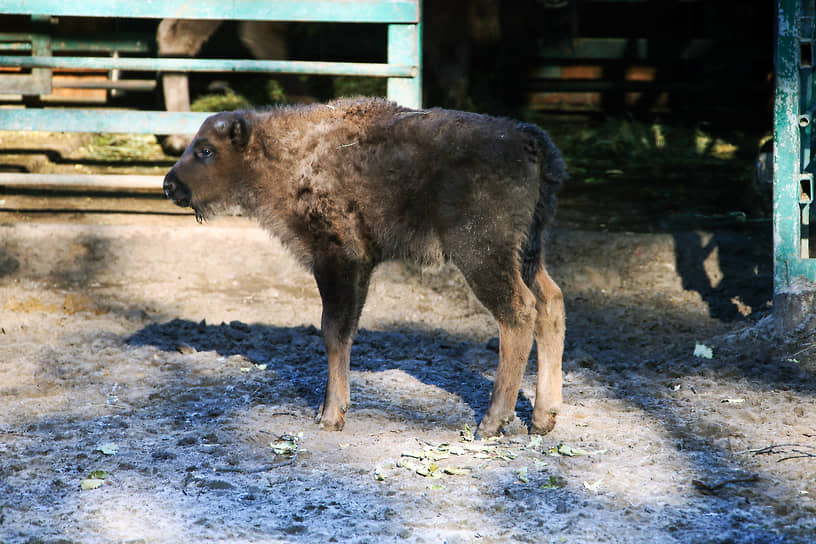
[694,342,713,359]
[399,458,442,479]
[583,479,603,493]
[398,458,421,472]
[549,443,607,457]
[550,444,587,457]
[460,424,475,442]
[80,470,110,491]
[399,438,519,479]
[447,444,466,456]
[461,442,498,455]
[270,433,301,456]
[517,466,529,483]
[533,458,548,469]
[496,450,517,461]
[81,478,105,491]
[96,442,118,456]
[540,476,563,490]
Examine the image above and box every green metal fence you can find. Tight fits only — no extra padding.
[0,0,422,188]
[775,0,816,292]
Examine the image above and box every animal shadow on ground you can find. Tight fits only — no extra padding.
[672,229,772,321]
[125,319,535,428]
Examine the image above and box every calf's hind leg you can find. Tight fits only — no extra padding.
[454,256,537,438]
[528,266,565,435]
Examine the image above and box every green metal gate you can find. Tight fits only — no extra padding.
[0,0,422,188]
[776,0,816,292]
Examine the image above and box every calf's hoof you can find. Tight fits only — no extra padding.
[315,403,347,431]
[531,411,557,435]
[476,412,516,439]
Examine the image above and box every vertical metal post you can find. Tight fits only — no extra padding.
[775,0,807,291]
[801,173,814,257]
[387,2,422,109]
[29,14,52,95]
[799,2,815,260]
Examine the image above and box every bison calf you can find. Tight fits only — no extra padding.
[163,98,566,437]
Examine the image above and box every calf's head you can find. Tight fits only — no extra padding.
[163,111,251,222]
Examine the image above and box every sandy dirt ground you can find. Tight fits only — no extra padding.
[1,131,815,543]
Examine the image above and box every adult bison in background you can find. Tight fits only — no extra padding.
[162,97,567,437]
[157,19,289,154]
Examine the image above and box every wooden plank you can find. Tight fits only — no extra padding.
[0,56,417,78]
[0,73,43,93]
[0,0,420,23]
[52,78,157,91]
[0,173,163,190]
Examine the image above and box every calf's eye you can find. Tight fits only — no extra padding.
[196,147,215,160]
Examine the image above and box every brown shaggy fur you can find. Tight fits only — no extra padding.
[163,97,566,436]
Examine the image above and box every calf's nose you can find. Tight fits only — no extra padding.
[163,170,191,207]
[163,170,178,200]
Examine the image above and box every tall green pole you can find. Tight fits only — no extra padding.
[774,0,812,292]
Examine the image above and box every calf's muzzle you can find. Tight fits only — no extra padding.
[163,170,192,208]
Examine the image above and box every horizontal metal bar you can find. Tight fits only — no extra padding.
[0,33,152,53]
[587,0,703,2]
[52,78,157,91]
[0,173,163,190]
[528,79,769,93]
[0,0,420,23]
[537,38,713,61]
[0,109,210,134]
[0,56,417,77]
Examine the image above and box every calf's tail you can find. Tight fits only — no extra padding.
[519,123,567,285]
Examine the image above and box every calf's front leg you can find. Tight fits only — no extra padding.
[313,259,372,431]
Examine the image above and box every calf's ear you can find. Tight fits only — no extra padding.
[229,116,250,150]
